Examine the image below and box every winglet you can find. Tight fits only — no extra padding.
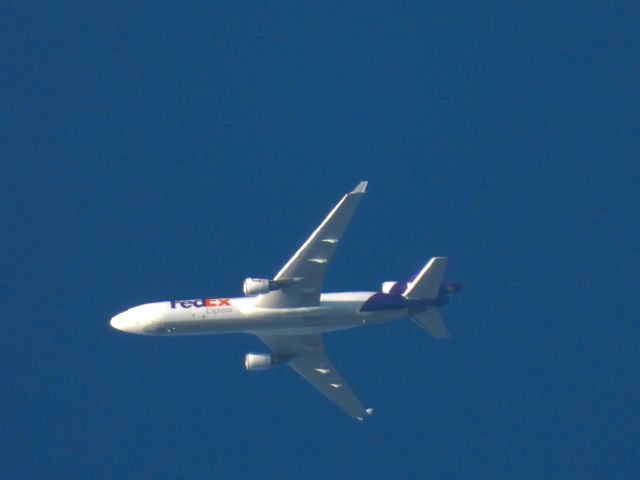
[351,180,368,194]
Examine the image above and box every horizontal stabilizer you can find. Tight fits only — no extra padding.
[403,257,448,300]
[411,308,450,339]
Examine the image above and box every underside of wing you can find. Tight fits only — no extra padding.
[256,333,373,420]
[256,181,367,308]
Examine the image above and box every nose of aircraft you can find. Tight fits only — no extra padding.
[110,303,164,334]
[110,311,137,333]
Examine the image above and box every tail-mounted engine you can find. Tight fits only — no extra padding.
[381,281,403,294]
[244,353,292,370]
[381,280,463,297]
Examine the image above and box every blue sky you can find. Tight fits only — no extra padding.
[2,2,639,479]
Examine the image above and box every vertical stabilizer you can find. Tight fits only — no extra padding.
[403,257,448,300]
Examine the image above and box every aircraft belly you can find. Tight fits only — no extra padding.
[154,301,407,336]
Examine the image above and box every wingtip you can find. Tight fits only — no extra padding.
[351,180,368,194]
[355,408,375,421]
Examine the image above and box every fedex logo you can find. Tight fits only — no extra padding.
[170,298,232,309]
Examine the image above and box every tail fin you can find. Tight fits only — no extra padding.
[404,257,454,339]
[411,308,450,338]
[403,257,448,300]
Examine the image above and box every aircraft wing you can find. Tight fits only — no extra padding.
[256,333,372,420]
[256,181,367,308]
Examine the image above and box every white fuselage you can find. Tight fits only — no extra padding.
[110,292,410,337]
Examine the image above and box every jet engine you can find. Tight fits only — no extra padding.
[381,281,407,294]
[244,353,291,370]
[243,278,271,296]
[381,281,397,293]
[243,277,295,296]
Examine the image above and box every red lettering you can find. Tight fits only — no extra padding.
[205,298,232,307]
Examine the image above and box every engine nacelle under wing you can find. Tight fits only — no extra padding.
[244,353,292,370]
[243,277,297,296]
[243,278,271,296]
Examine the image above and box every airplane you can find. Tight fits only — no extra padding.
[110,181,462,420]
